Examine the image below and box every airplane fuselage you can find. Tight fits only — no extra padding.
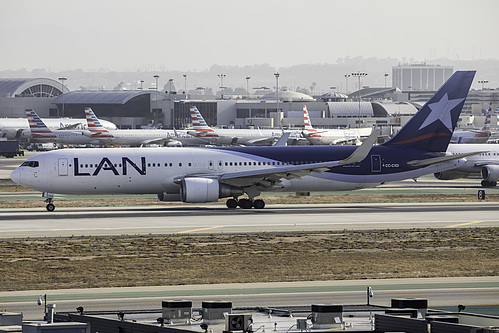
[0,118,116,139]
[12,145,466,197]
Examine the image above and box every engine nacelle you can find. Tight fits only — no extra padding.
[180,178,243,203]
[433,171,468,180]
[481,165,499,182]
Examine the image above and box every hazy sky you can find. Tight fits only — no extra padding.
[1,0,497,72]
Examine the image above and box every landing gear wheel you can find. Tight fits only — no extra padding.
[481,180,496,187]
[253,199,265,209]
[46,203,55,212]
[238,198,253,209]
[226,198,238,209]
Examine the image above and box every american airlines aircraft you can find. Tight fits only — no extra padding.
[450,103,492,144]
[26,109,102,145]
[301,105,363,145]
[11,71,478,211]
[0,114,116,140]
[85,107,205,147]
[187,106,289,146]
[434,143,499,187]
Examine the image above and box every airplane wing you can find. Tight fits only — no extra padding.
[242,137,279,146]
[214,128,380,188]
[139,138,173,145]
[56,123,82,130]
[273,132,290,146]
[407,151,486,167]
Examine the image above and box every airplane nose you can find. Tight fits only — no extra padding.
[10,168,21,184]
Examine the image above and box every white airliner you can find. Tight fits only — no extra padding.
[450,103,492,144]
[85,107,205,147]
[187,106,287,146]
[26,109,102,145]
[434,143,499,187]
[0,114,116,140]
[11,71,479,212]
[301,105,363,145]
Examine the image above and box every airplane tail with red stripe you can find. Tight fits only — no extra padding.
[382,71,475,152]
[84,107,114,139]
[303,105,315,131]
[188,106,217,137]
[25,109,56,140]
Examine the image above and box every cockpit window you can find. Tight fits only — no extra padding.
[21,161,39,168]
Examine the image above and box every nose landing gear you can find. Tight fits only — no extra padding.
[43,192,55,212]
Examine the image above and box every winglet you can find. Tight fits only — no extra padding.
[339,128,380,165]
[273,132,290,146]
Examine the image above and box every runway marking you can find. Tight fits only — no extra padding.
[178,226,223,234]
[445,221,484,228]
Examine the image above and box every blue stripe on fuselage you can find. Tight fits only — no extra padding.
[214,145,428,176]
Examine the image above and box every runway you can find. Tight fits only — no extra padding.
[0,201,498,238]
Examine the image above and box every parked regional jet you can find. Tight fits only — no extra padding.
[85,108,205,147]
[11,71,478,211]
[26,109,102,145]
[0,115,116,140]
[301,105,363,145]
[450,103,492,144]
[187,106,287,146]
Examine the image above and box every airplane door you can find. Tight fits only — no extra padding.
[208,160,214,170]
[58,158,68,176]
[371,155,381,172]
[217,160,223,171]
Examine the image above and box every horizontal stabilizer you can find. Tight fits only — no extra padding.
[407,151,485,167]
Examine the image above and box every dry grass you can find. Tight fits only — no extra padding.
[0,229,497,291]
[1,182,497,292]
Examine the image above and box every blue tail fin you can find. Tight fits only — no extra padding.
[382,71,475,152]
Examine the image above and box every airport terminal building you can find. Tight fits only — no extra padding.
[1,68,498,135]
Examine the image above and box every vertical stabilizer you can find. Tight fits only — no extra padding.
[382,71,475,152]
[25,109,56,139]
[84,107,114,139]
[189,106,217,137]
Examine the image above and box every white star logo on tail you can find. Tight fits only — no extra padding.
[419,93,465,131]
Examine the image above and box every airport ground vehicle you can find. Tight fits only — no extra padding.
[0,140,24,158]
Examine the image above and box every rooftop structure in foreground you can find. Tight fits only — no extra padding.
[1,298,493,333]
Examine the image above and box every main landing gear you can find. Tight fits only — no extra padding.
[481,180,497,187]
[226,198,265,209]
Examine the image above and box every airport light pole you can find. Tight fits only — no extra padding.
[344,74,350,94]
[246,76,251,98]
[478,80,489,108]
[218,74,226,100]
[478,79,489,90]
[139,80,144,90]
[384,73,389,89]
[154,75,159,126]
[351,72,367,128]
[183,74,187,98]
[58,77,67,117]
[274,72,280,127]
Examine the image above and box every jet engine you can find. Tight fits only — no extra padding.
[433,171,468,180]
[481,165,499,186]
[180,178,243,203]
